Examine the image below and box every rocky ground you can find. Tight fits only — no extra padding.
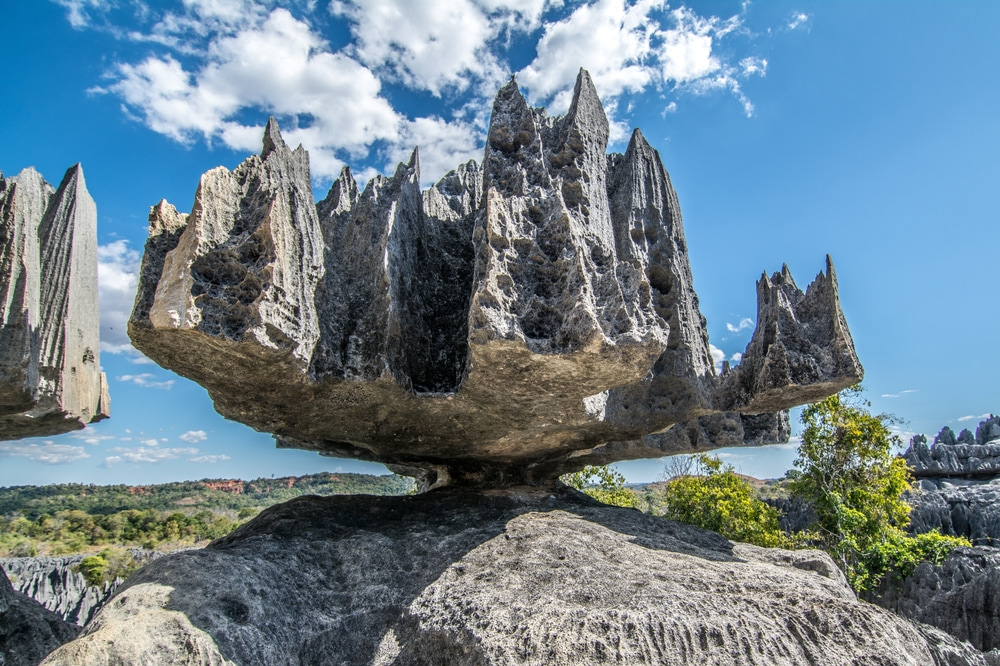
[40,486,992,665]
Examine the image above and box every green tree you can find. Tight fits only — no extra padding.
[659,454,789,548]
[562,465,639,508]
[790,385,968,592]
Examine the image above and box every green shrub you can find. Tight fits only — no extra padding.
[659,455,789,548]
[562,465,639,508]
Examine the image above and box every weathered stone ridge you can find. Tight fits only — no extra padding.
[905,415,1000,478]
[129,69,861,483]
[0,164,109,440]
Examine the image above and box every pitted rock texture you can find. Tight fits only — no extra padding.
[0,164,109,440]
[1,551,161,627]
[129,69,861,483]
[904,416,1000,478]
[43,488,989,666]
[1,564,78,666]
[908,478,1000,546]
[867,547,1000,656]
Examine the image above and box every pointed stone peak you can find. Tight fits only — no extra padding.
[261,117,286,159]
[391,147,421,185]
[564,68,608,144]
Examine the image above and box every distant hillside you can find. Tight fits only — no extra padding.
[0,472,415,519]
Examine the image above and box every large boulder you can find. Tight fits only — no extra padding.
[128,69,861,484]
[1,564,78,666]
[42,487,988,665]
[0,164,110,439]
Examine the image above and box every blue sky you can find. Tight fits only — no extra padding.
[1,0,997,486]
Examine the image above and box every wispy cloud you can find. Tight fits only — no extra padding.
[116,373,176,390]
[958,413,992,422]
[103,445,200,466]
[179,430,208,443]
[0,441,91,464]
[726,317,753,334]
[786,12,811,31]
[189,454,231,463]
[882,389,917,399]
[98,240,140,356]
[68,428,117,446]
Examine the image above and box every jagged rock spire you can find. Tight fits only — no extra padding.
[129,74,861,485]
[0,164,109,440]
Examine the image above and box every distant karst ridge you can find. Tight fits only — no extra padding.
[128,69,861,485]
[0,164,109,439]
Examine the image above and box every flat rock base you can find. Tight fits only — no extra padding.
[44,488,989,665]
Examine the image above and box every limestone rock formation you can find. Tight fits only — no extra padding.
[1,552,161,627]
[42,487,989,666]
[128,70,861,483]
[1,564,78,666]
[0,164,109,439]
[869,546,1000,657]
[905,416,1000,478]
[863,414,1000,658]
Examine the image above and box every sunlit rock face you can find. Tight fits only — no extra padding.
[0,165,110,440]
[129,69,861,485]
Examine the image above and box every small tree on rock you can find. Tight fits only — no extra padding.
[790,385,968,592]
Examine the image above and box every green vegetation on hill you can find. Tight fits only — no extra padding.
[0,472,414,557]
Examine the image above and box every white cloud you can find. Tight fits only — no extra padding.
[108,8,402,181]
[189,454,231,463]
[101,455,122,468]
[881,389,918,399]
[140,438,160,447]
[389,117,483,187]
[710,344,743,373]
[726,317,753,333]
[519,0,660,113]
[787,12,811,31]
[179,430,208,443]
[76,1,780,186]
[104,445,201,465]
[69,428,117,445]
[334,0,499,96]
[54,0,111,28]
[98,240,140,355]
[958,413,991,422]
[116,373,176,390]
[0,441,91,464]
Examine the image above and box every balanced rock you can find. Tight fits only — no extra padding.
[128,70,861,484]
[0,165,109,439]
[41,487,989,666]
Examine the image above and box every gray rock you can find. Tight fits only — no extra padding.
[0,551,161,627]
[1,564,78,666]
[44,489,988,665]
[0,164,109,440]
[867,547,1000,654]
[904,416,1000,478]
[128,69,861,483]
[908,478,1000,546]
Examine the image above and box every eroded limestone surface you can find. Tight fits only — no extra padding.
[40,488,990,666]
[129,70,861,483]
[0,165,109,439]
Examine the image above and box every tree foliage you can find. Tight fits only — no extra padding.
[659,455,789,548]
[562,465,639,508]
[790,385,969,592]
